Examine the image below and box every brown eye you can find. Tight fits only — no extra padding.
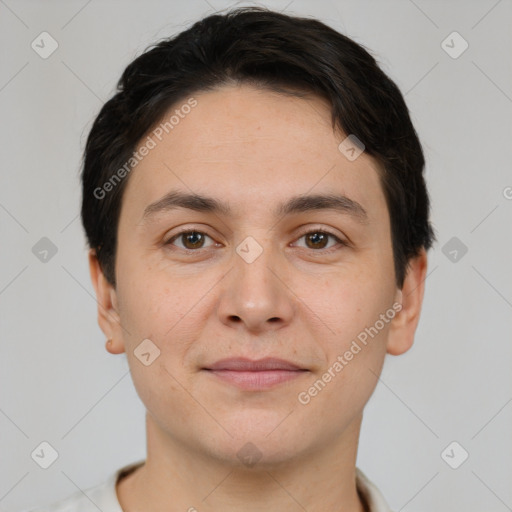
[305,232,329,249]
[293,230,346,251]
[167,231,214,250]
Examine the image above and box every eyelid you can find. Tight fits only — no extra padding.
[294,224,346,239]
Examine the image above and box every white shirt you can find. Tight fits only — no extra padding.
[21,461,393,512]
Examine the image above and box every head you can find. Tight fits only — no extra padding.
[83,7,435,467]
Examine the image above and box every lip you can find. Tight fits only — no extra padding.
[205,357,304,371]
[203,357,308,391]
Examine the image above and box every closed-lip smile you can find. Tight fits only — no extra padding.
[203,357,308,390]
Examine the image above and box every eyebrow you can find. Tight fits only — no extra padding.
[142,190,369,224]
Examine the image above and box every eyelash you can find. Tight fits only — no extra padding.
[164,227,349,253]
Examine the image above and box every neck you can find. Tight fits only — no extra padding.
[117,413,367,512]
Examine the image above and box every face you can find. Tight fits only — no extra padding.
[91,83,425,467]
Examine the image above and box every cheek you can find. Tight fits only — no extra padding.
[115,271,200,422]
[298,304,392,424]
[128,353,200,442]
[292,251,395,409]
[294,253,393,336]
[115,264,216,371]
[116,275,173,337]
[116,244,190,331]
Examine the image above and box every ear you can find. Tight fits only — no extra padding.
[88,249,125,354]
[386,248,428,356]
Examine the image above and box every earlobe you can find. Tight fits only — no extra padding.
[105,337,124,355]
[386,249,428,356]
[88,249,125,354]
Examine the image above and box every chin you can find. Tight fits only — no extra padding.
[207,438,306,471]
[199,413,315,469]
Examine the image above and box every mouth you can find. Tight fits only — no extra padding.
[202,357,309,390]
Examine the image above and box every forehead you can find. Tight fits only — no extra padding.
[120,84,387,225]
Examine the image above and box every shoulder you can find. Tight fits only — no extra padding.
[16,460,144,512]
[356,467,395,512]
[17,477,115,512]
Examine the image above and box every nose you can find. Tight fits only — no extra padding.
[216,239,295,333]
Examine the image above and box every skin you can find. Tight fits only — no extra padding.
[89,83,428,512]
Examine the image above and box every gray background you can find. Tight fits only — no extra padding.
[1,0,511,511]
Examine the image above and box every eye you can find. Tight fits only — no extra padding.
[164,228,347,253]
[292,229,347,251]
[165,230,216,251]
